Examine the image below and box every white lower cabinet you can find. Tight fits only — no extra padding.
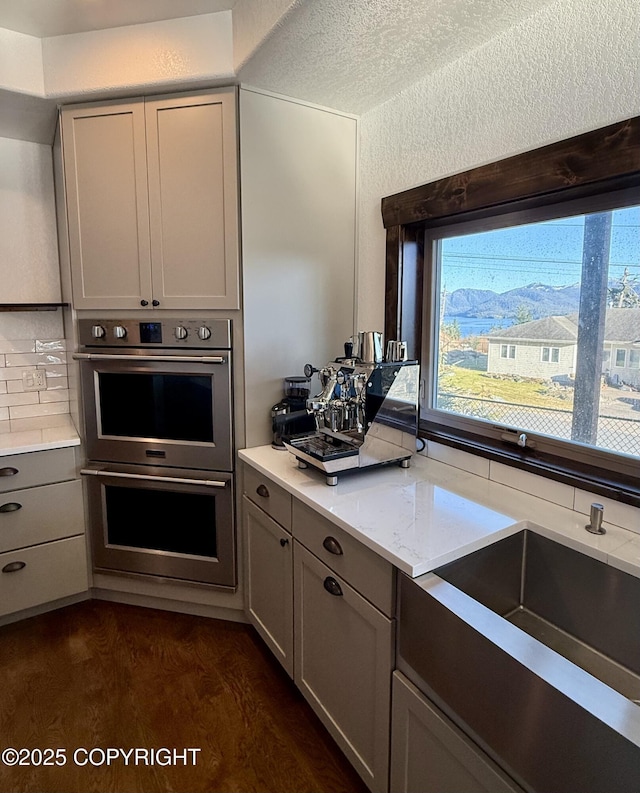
[0,447,88,620]
[0,536,88,616]
[391,672,524,793]
[294,542,393,793]
[242,465,394,792]
[243,495,293,677]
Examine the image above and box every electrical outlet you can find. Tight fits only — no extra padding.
[22,370,47,392]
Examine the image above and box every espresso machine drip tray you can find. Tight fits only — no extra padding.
[287,433,360,462]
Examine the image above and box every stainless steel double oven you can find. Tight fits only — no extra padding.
[76,318,235,588]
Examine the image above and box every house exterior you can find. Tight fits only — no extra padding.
[487,309,640,387]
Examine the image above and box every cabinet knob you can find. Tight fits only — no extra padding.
[280,538,289,547]
[0,502,22,513]
[152,300,160,307]
[323,576,343,597]
[2,561,26,574]
[0,467,19,477]
[140,300,149,307]
[256,484,270,498]
[322,536,343,555]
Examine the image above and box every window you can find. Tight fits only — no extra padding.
[542,347,560,363]
[615,349,628,368]
[630,350,640,369]
[501,344,516,359]
[381,115,640,491]
[430,199,640,463]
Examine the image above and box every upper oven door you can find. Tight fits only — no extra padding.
[79,350,232,471]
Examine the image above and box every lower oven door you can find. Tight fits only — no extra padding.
[82,463,235,588]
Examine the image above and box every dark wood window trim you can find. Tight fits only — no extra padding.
[381,116,640,507]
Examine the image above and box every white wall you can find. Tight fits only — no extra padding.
[240,88,358,447]
[0,137,60,303]
[0,28,44,95]
[357,0,640,331]
[42,13,234,98]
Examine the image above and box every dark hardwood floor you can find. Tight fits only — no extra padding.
[0,600,369,793]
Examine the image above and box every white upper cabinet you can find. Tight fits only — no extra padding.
[60,88,239,310]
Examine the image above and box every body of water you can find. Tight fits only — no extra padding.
[443,316,515,337]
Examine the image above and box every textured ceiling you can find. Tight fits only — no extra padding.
[238,0,556,114]
[0,0,237,37]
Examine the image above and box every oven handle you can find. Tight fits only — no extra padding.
[73,353,226,364]
[81,469,228,488]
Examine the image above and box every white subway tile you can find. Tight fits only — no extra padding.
[574,489,640,535]
[45,377,69,391]
[9,413,71,432]
[39,389,71,403]
[0,339,35,354]
[6,380,24,393]
[9,401,69,420]
[38,364,68,379]
[0,381,6,395]
[0,368,26,381]
[0,355,5,367]
[489,461,575,508]
[0,408,8,421]
[35,339,66,352]
[427,441,490,478]
[0,392,39,408]
[4,352,41,367]
[0,419,10,434]
[39,352,67,365]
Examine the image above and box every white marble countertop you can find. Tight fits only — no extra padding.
[0,415,80,457]
[238,446,640,579]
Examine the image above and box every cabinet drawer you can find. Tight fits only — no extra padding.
[243,465,292,530]
[0,480,85,554]
[0,447,77,494]
[293,500,394,617]
[0,535,89,617]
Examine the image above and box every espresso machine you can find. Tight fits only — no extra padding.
[283,332,419,485]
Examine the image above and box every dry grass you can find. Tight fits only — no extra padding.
[438,367,574,408]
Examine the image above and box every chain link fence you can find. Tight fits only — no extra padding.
[437,393,640,456]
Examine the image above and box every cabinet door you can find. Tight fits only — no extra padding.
[145,88,240,309]
[391,672,524,793]
[244,497,293,677]
[61,99,153,309]
[294,542,393,793]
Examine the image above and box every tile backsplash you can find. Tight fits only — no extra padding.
[0,328,70,434]
[423,440,640,536]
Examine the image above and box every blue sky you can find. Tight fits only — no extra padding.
[440,205,640,294]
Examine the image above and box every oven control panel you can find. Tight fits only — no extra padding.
[78,319,232,349]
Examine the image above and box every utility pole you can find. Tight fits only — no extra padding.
[571,212,612,445]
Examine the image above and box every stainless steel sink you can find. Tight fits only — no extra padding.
[398,529,640,793]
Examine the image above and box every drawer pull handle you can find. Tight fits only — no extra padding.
[323,576,343,597]
[0,502,22,513]
[322,536,343,555]
[256,484,270,498]
[280,538,289,548]
[0,467,19,477]
[2,561,26,574]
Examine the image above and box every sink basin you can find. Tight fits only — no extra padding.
[398,529,640,793]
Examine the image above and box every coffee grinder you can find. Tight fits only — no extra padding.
[270,375,315,449]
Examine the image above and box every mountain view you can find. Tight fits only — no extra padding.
[443,282,581,320]
[442,281,640,336]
